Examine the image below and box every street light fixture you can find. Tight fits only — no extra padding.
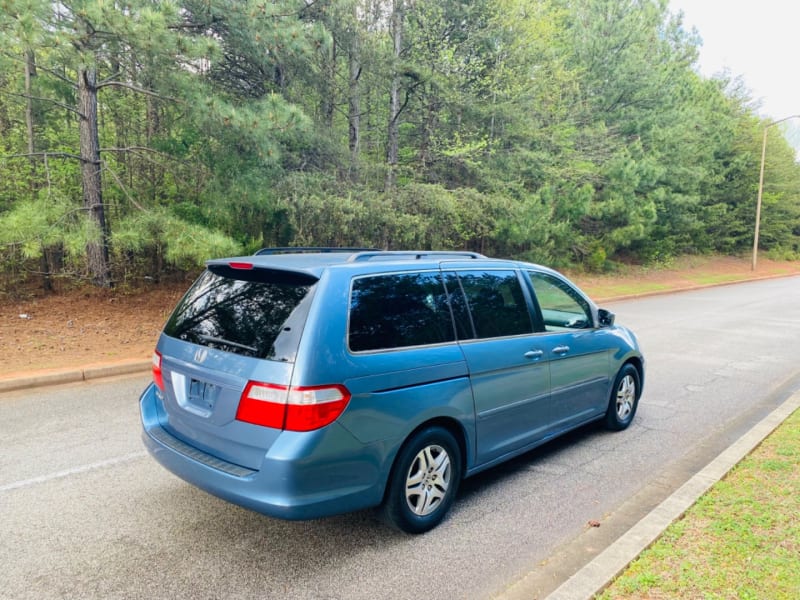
[752,114,800,270]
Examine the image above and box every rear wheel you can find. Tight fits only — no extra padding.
[381,427,461,534]
[605,364,640,431]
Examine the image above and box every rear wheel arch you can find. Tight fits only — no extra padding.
[403,417,468,478]
[379,417,469,503]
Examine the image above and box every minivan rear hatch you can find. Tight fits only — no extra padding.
[153,262,318,470]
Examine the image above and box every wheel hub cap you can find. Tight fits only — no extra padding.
[616,375,635,420]
[405,444,451,516]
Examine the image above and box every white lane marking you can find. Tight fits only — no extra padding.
[0,451,147,493]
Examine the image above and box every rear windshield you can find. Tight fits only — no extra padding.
[163,266,316,362]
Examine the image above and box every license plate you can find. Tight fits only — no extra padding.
[189,379,218,411]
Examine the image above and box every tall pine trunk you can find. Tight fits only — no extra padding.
[385,0,404,191]
[24,48,37,185]
[417,95,439,171]
[348,39,361,175]
[25,48,54,292]
[320,39,336,129]
[78,66,112,287]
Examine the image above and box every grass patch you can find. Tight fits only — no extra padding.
[568,255,800,301]
[579,282,674,298]
[685,272,757,286]
[599,409,800,599]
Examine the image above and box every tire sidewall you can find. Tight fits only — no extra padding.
[382,426,462,534]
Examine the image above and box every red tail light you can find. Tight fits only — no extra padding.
[235,382,287,429]
[236,382,351,432]
[152,351,165,391]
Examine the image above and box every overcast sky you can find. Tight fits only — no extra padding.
[669,0,800,123]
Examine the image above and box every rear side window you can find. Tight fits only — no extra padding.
[349,272,455,352]
[164,266,316,362]
[453,270,533,339]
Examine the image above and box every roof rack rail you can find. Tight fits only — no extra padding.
[348,250,486,262]
[254,247,380,256]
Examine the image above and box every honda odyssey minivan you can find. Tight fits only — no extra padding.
[141,249,644,533]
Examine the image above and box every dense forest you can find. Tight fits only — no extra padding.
[1,0,799,290]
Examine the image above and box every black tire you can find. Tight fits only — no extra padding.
[381,426,462,534]
[605,364,640,431]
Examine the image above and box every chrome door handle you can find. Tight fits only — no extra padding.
[524,350,544,359]
[553,345,570,355]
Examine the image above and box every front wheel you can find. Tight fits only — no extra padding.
[605,364,640,431]
[381,426,462,534]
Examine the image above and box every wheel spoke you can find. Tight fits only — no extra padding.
[420,485,445,514]
[616,375,635,419]
[617,401,630,419]
[406,455,426,483]
[432,450,450,478]
[406,470,425,488]
[422,446,436,470]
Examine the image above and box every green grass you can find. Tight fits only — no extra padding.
[685,272,756,286]
[577,281,674,298]
[598,409,800,599]
[570,255,800,301]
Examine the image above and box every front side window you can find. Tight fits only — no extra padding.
[454,270,533,339]
[349,272,455,352]
[164,266,316,362]
[528,272,593,331]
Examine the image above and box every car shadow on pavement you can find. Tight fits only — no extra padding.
[457,421,607,501]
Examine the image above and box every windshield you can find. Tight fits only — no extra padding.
[163,267,317,362]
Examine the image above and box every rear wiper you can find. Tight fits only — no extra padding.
[197,334,258,354]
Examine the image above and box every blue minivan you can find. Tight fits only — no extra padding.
[140,250,644,533]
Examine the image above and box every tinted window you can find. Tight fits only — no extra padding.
[442,272,474,340]
[349,272,455,352]
[456,271,533,339]
[528,272,592,331]
[164,268,315,362]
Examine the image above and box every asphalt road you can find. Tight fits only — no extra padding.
[2,276,800,600]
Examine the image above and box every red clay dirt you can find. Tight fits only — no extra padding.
[1,256,799,377]
[0,282,187,376]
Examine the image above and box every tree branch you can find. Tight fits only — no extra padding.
[95,81,179,103]
[0,90,85,117]
[99,160,147,212]
[99,146,188,164]
[393,79,422,124]
[100,146,210,189]
[98,71,121,86]
[30,64,76,86]
[4,151,85,162]
[0,51,76,86]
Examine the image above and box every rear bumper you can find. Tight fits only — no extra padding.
[139,383,388,520]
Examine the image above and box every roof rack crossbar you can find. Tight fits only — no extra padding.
[348,251,486,262]
[255,247,380,256]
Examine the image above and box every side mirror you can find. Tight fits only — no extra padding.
[598,308,615,327]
